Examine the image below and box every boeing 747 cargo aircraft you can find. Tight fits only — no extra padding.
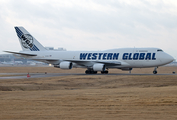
[4,27,174,74]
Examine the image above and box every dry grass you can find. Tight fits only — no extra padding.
[0,66,177,120]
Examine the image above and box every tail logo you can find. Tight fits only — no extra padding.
[21,34,34,49]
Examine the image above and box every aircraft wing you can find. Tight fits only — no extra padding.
[95,61,121,66]
[4,51,37,56]
[65,60,121,66]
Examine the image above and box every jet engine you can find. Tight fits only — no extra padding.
[60,62,73,69]
[93,64,105,71]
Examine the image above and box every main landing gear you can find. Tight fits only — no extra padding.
[101,71,108,74]
[85,70,109,74]
[85,70,97,74]
[153,67,158,74]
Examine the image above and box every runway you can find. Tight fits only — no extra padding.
[0,73,176,79]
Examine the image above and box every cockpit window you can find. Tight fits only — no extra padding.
[157,49,163,52]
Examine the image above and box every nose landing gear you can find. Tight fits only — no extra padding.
[153,67,158,74]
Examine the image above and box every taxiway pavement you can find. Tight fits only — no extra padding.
[0,73,176,79]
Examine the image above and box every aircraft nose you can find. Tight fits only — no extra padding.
[165,53,174,64]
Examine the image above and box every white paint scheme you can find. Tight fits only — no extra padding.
[4,27,174,74]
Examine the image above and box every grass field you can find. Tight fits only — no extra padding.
[0,66,177,120]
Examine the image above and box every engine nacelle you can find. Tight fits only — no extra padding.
[60,62,73,69]
[93,64,105,71]
[120,68,133,71]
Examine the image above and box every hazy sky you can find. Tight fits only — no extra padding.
[0,0,177,59]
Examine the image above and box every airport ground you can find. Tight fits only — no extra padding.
[0,66,177,120]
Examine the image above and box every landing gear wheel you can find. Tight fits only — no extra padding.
[85,70,97,74]
[85,70,90,74]
[153,67,158,74]
[153,71,157,74]
[92,71,97,74]
[101,71,108,74]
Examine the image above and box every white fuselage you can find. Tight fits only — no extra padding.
[22,48,174,69]
[6,26,174,74]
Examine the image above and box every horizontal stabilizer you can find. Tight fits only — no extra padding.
[4,51,37,56]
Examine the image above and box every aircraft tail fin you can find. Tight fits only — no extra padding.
[14,27,46,51]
